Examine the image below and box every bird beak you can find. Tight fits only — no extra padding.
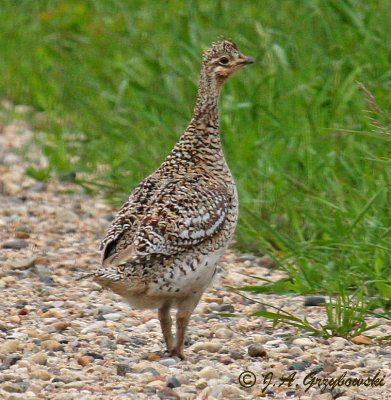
[241,56,256,65]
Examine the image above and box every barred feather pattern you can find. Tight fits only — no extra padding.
[91,40,252,306]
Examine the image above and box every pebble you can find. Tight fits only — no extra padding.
[210,384,245,398]
[11,257,36,269]
[1,382,27,393]
[0,340,20,354]
[141,368,160,376]
[147,352,161,361]
[100,339,116,350]
[248,344,267,357]
[166,376,181,388]
[292,338,316,347]
[102,313,121,321]
[330,341,345,350]
[2,238,28,249]
[217,304,235,313]
[197,366,219,380]
[30,352,47,365]
[0,322,9,332]
[84,352,104,360]
[159,358,177,367]
[196,378,208,390]
[288,346,304,356]
[53,321,70,331]
[9,315,21,323]
[304,296,326,306]
[230,351,243,360]
[80,321,106,334]
[30,370,52,381]
[191,342,222,353]
[351,335,373,345]
[214,328,233,339]
[39,275,54,285]
[116,333,132,344]
[158,387,180,399]
[77,356,93,367]
[28,182,47,192]
[116,363,131,376]
[40,340,61,351]
[289,361,307,371]
[253,334,270,344]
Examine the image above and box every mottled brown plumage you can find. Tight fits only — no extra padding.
[83,40,255,359]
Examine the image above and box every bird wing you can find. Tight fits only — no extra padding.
[100,175,163,264]
[100,176,230,266]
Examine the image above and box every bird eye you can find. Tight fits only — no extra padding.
[219,57,229,65]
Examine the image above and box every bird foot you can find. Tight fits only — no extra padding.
[166,348,185,360]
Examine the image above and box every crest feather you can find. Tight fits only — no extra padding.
[202,40,239,63]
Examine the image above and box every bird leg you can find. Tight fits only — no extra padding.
[158,302,174,352]
[169,294,202,360]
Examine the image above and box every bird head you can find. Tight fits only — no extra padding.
[202,40,255,85]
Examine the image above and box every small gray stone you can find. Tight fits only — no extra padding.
[230,351,243,360]
[0,322,9,332]
[0,355,22,370]
[144,387,157,395]
[17,226,32,233]
[101,339,117,350]
[160,358,177,367]
[28,182,47,192]
[289,362,307,371]
[239,255,256,262]
[39,275,54,285]
[217,304,235,313]
[102,312,121,321]
[117,363,132,376]
[141,368,160,376]
[304,296,326,306]
[131,337,147,347]
[311,365,323,373]
[2,239,28,249]
[116,333,132,344]
[84,352,104,360]
[192,316,207,322]
[166,376,181,388]
[11,257,36,270]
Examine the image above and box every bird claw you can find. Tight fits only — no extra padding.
[166,348,185,360]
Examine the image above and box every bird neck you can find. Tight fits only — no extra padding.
[162,67,225,171]
[189,68,221,132]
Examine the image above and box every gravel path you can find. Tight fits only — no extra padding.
[1,106,390,399]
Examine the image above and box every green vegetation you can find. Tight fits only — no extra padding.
[2,1,391,319]
[228,289,381,339]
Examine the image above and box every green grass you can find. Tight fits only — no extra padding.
[2,0,391,314]
[231,289,380,339]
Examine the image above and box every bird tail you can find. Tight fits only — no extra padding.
[76,270,120,282]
